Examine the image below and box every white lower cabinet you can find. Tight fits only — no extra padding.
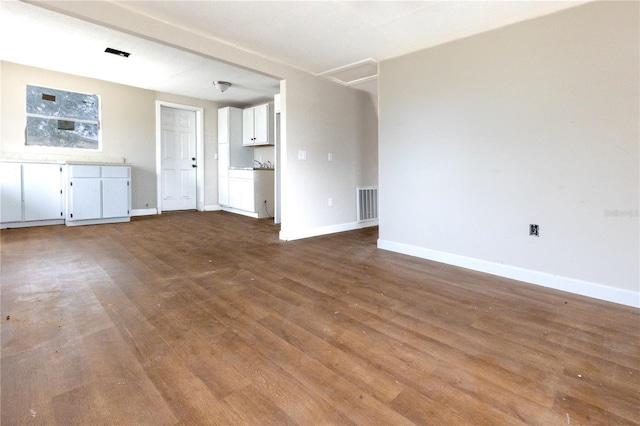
[229,172,254,212]
[23,164,65,221]
[0,163,23,224]
[66,165,131,226]
[0,162,64,228]
[227,169,274,218]
[1,162,131,228]
[103,179,130,218]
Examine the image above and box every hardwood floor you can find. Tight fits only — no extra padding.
[1,211,638,425]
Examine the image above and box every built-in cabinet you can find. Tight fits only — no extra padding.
[66,164,131,226]
[0,162,64,228]
[242,103,273,146]
[228,169,274,218]
[218,107,252,207]
[218,103,276,218]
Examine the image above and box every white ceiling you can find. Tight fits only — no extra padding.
[1,0,587,104]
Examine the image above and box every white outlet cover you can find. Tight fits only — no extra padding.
[328,152,333,161]
[298,150,307,160]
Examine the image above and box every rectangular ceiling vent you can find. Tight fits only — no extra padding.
[105,47,130,58]
[317,58,377,88]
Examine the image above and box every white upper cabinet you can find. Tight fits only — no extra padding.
[243,103,273,146]
[242,107,254,146]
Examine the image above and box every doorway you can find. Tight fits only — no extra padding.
[156,102,204,213]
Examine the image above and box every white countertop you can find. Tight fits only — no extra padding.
[0,153,127,165]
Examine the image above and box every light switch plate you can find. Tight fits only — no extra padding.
[298,150,307,160]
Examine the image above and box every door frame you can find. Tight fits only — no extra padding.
[155,101,204,213]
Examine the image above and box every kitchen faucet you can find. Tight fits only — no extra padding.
[253,160,264,168]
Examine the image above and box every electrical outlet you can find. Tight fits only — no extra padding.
[328,197,333,207]
[328,152,333,162]
[529,224,539,237]
[298,150,307,160]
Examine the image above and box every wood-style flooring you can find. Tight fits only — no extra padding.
[1,211,638,425]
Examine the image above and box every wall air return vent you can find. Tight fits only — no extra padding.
[357,186,378,223]
[105,47,130,58]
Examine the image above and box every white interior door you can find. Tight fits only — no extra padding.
[161,106,197,211]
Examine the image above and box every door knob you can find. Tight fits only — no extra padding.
[192,157,196,161]
[192,164,197,168]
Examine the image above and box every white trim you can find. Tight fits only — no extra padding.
[1,219,65,229]
[280,219,378,242]
[344,75,378,88]
[66,217,130,227]
[222,206,259,218]
[155,101,205,214]
[316,58,377,77]
[316,58,378,87]
[377,239,640,309]
[130,208,157,216]
[204,204,223,212]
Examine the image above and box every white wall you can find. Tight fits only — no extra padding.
[378,2,639,307]
[280,73,378,239]
[36,1,379,240]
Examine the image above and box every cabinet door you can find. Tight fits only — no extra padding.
[228,177,242,209]
[228,177,253,211]
[239,178,254,212]
[242,108,255,146]
[218,107,229,143]
[68,179,101,220]
[219,144,229,174]
[253,103,270,145]
[0,163,23,223]
[102,179,129,218]
[218,175,229,206]
[23,164,63,221]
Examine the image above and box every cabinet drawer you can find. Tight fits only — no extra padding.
[102,166,130,178]
[70,165,100,178]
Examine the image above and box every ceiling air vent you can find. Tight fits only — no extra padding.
[105,47,130,58]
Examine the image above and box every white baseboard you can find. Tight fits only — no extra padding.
[1,219,65,229]
[66,217,130,227]
[203,204,223,211]
[377,239,639,309]
[130,208,157,216]
[280,219,378,241]
[221,206,259,218]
